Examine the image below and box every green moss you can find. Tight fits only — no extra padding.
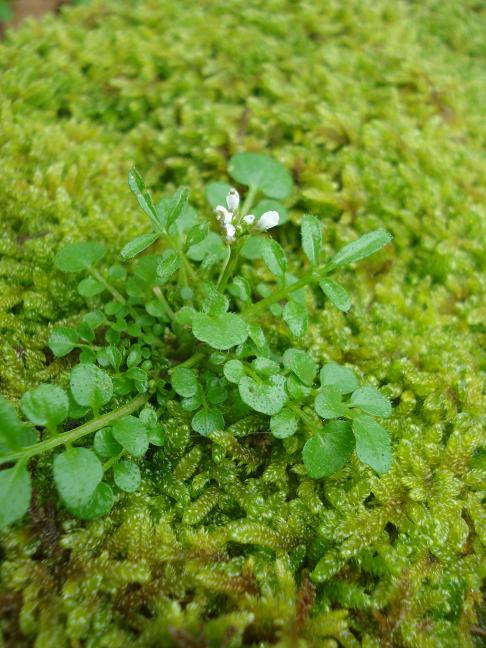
[0,0,485,646]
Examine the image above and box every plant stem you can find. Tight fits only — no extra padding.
[216,245,232,289]
[170,350,205,372]
[89,268,126,304]
[153,286,175,319]
[241,185,258,216]
[0,393,149,466]
[241,264,331,319]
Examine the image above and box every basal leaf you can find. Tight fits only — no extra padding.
[70,364,113,411]
[320,362,358,395]
[54,242,105,273]
[0,463,31,530]
[303,420,355,478]
[350,387,392,418]
[111,415,149,457]
[314,385,346,419]
[53,447,103,509]
[239,374,287,415]
[229,153,293,199]
[352,415,392,474]
[21,384,69,429]
[192,312,248,350]
[113,460,141,493]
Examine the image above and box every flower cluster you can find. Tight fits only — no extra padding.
[215,188,280,243]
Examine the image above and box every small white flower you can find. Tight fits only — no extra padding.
[256,210,279,231]
[215,205,233,225]
[243,214,255,225]
[226,188,240,211]
[225,223,236,243]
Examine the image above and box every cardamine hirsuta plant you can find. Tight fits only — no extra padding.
[0,153,393,527]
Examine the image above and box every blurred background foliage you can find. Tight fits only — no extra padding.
[0,0,485,646]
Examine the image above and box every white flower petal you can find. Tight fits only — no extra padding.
[257,210,279,231]
[243,214,255,225]
[215,205,233,224]
[226,188,240,211]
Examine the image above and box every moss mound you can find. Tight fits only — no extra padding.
[0,0,485,646]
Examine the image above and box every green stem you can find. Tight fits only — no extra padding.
[216,245,232,289]
[241,264,331,319]
[170,350,205,372]
[153,286,175,319]
[165,232,199,285]
[241,185,258,217]
[89,268,126,304]
[103,450,125,472]
[0,393,149,466]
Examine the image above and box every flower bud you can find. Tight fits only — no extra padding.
[215,205,233,225]
[243,214,255,225]
[256,210,279,231]
[225,223,236,243]
[226,188,240,211]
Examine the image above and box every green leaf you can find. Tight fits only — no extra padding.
[350,387,392,418]
[253,357,280,377]
[77,277,104,298]
[54,242,106,273]
[186,223,209,247]
[0,463,31,530]
[111,415,149,457]
[68,482,114,519]
[248,323,266,348]
[303,420,355,478]
[352,416,392,474]
[263,239,287,277]
[0,397,37,454]
[120,232,160,260]
[314,386,346,419]
[239,375,287,415]
[113,460,141,493]
[83,310,106,329]
[20,384,69,429]
[165,187,190,230]
[270,408,298,439]
[128,168,160,228]
[187,232,226,264]
[94,427,123,458]
[229,153,293,199]
[328,229,392,269]
[53,448,103,509]
[205,181,232,208]
[283,349,317,386]
[70,364,113,411]
[301,215,321,265]
[192,312,248,351]
[283,301,308,337]
[229,276,251,302]
[148,426,166,446]
[240,235,267,260]
[157,250,181,285]
[202,287,229,316]
[191,409,224,436]
[254,199,288,224]
[171,367,199,397]
[320,362,358,395]
[319,278,352,312]
[286,374,311,401]
[48,327,79,358]
[223,359,246,384]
